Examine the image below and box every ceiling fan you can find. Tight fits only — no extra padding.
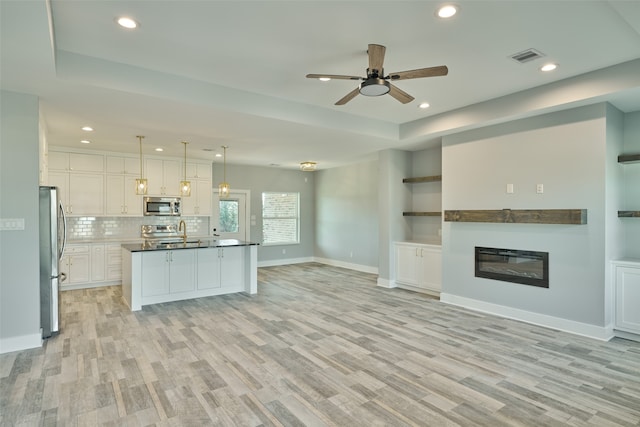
[306,44,448,105]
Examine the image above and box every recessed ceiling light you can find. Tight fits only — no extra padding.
[437,4,458,18]
[419,102,430,109]
[215,153,222,158]
[81,126,94,132]
[116,17,138,29]
[155,148,163,152]
[319,77,331,82]
[540,63,557,72]
[80,140,91,144]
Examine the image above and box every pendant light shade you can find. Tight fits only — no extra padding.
[135,135,148,195]
[219,145,230,198]
[180,141,191,197]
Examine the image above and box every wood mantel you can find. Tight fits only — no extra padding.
[444,209,587,225]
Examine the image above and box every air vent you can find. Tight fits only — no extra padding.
[510,48,545,64]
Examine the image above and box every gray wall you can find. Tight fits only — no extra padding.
[623,111,640,258]
[441,104,612,327]
[314,159,379,269]
[409,145,443,240]
[0,90,41,353]
[213,163,315,263]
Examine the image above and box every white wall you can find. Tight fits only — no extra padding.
[622,111,640,258]
[315,159,379,270]
[0,90,41,353]
[441,104,613,338]
[213,164,315,264]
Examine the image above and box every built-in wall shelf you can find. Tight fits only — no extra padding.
[403,211,442,217]
[444,209,587,225]
[618,154,640,164]
[402,175,442,183]
[619,211,640,218]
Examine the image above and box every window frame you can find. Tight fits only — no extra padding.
[261,191,300,246]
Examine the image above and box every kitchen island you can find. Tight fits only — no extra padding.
[121,239,258,311]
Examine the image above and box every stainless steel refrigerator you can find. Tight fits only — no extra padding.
[39,186,67,338]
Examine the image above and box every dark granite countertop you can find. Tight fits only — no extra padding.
[122,239,259,252]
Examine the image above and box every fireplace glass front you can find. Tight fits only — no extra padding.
[475,247,549,288]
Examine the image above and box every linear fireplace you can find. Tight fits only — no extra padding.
[475,247,549,288]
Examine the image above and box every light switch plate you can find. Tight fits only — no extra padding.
[536,184,544,194]
[0,218,25,230]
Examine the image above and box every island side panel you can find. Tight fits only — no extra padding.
[245,245,257,294]
[122,248,143,311]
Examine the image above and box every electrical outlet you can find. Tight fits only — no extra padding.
[282,249,286,255]
[536,183,544,194]
[506,183,514,194]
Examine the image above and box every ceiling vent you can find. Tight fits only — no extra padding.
[510,48,545,64]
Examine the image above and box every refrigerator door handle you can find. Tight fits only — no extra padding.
[59,201,67,260]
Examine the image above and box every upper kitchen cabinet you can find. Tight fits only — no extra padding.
[106,175,143,216]
[182,161,213,216]
[145,158,181,196]
[106,155,140,175]
[48,150,105,216]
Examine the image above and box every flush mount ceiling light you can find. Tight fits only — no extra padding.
[81,126,93,132]
[135,135,148,195]
[116,16,138,29]
[359,78,390,96]
[437,4,458,18]
[540,63,558,72]
[219,146,230,199]
[180,141,191,197]
[300,161,317,172]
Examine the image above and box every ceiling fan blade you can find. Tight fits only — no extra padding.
[388,84,414,104]
[306,74,362,81]
[335,87,360,105]
[368,44,386,73]
[387,65,448,80]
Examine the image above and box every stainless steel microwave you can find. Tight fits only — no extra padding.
[143,197,181,216]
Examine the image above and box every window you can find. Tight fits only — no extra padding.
[262,192,299,245]
[219,199,239,233]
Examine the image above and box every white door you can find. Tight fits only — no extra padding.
[212,191,249,241]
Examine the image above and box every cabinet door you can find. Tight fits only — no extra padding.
[396,245,419,286]
[142,251,170,297]
[48,171,70,208]
[145,158,165,195]
[616,266,640,334]
[70,173,104,215]
[163,160,181,196]
[169,250,196,293]
[69,153,104,173]
[107,156,140,175]
[91,245,106,282]
[124,176,143,215]
[196,248,220,290]
[417,247,442,292]
[49,152,69,171]
[106,175,125,215]
[196,180,212,216]
[220,247,244,288]
[69,254,90,284]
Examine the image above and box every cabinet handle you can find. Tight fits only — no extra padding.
[415,248,419,257]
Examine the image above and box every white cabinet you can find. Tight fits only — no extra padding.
[106,175,142,215]
[185,162,212,180]
[613,260,640,336]
[141,250,196,297]
[49,151,104,173]
[197,246,244,290]
[106,244,123,281]
[106,156,140,175]
[91,244,106,282]
[145,158,181,196]
[395,242,442,294]
[49,168,104,216]
[60,245,90,288]
[182,179,212,216]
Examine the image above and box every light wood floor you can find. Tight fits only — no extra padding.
[2,263,640,426]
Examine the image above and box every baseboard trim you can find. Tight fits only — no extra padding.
[258,257,315,268]
[0,332,42,354]
[614,329,640,342]
[313,257,378,275]
[377,278,396,288]
[440,293,615,342]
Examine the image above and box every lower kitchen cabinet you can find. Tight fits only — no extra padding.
[395,242,442,294]
[141,250,196,297]
[60,245,90,288]
[61,242,128,290]
[613,259,640,336]
[197,246,244,290]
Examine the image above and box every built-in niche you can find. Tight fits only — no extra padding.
[475,246,549,288]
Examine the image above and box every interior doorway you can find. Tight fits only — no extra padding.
[211,190,250,241]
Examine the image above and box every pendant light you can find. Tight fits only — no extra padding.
[218,145,230,198]
[135,135,148,195]
[180,141,191,197]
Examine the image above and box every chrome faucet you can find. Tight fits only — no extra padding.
[178,220,187,244]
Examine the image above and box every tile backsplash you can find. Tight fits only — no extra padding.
[67,216,210,241]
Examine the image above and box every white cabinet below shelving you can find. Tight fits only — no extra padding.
[613,259,640,337]
[395,242,441,295]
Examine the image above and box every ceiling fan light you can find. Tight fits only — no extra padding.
[300,161,317,171]
[359,79,390,96]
